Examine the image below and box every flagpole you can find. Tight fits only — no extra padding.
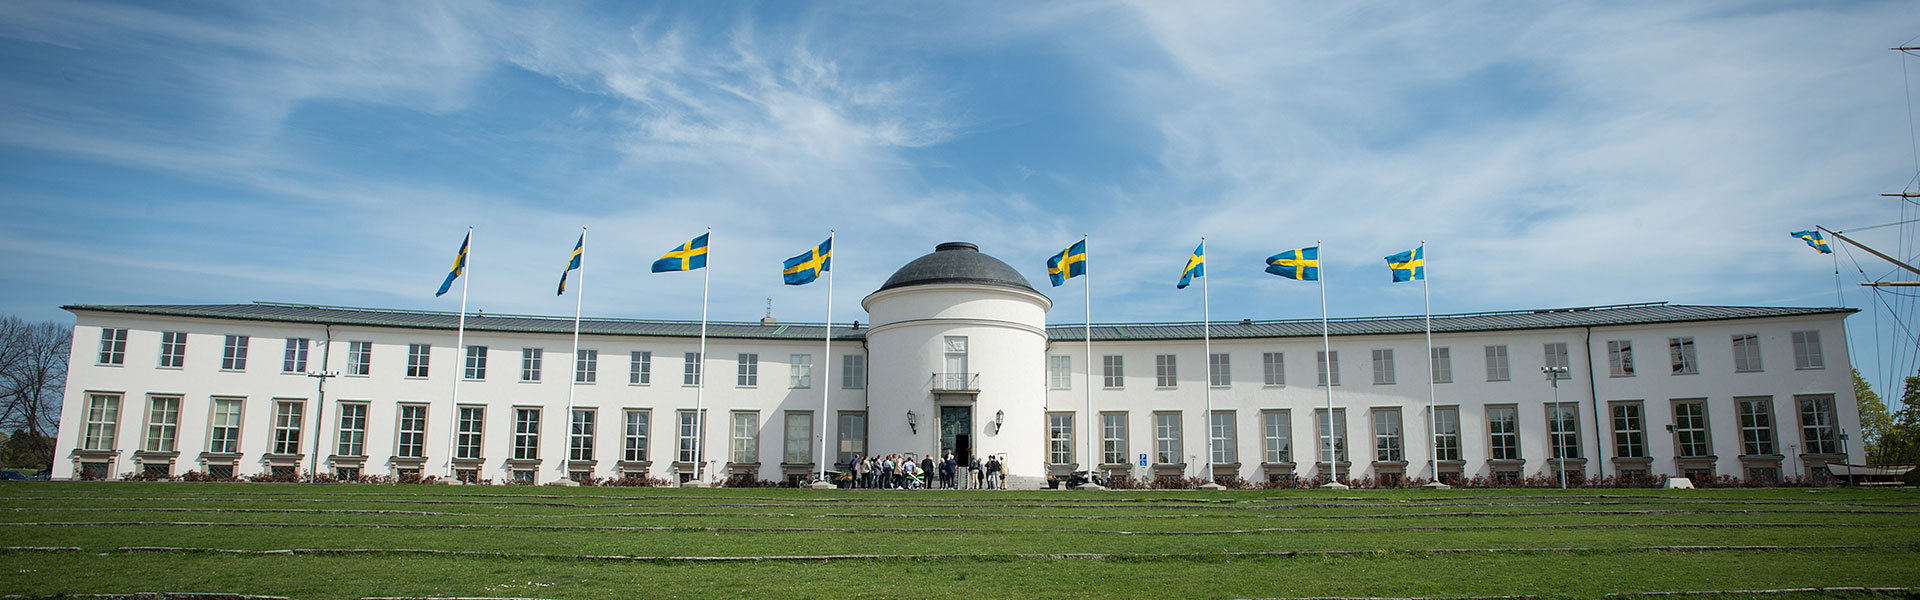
[695,226,712,484]
[1319,240,1340,488]
[1422,242,1437,486]
[819,230,835,484]
[1200,237,1213,485]
[1083,233,1093,480]
[446,226,471,479]
[564,227,585,479]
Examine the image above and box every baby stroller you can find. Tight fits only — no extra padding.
[905,471,925,489]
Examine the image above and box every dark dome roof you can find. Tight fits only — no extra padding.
[875,242,1038,294]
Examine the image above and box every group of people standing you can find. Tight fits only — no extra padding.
[846,453,1007,489]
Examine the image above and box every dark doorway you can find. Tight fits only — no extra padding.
[940,405,972,464]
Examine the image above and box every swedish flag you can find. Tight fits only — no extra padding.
[782,238,832,285]
[556,234,583,295]
[1385,246,1424,283]
[1177,242,1205,289]
[435,232,469,297]
[652,233,709,273]
[1265,246,1319,281]
[1046,240,1087,287]
[1791,230,1833,254]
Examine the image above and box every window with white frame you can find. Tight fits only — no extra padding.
[1209,353,1231,387]
[1317,350,1341,386]
[222,335,249,371]
[1048,356,1071,389]
[1547,403,1580,459]
[1669,337,1698,374]
[1262,352,1285,386]
[576,349,598,384]
[1732,334,1762,372]
[348,341,371,376]
[683,352,702,386]
[1048,413,1074,466]
[736,353,758,387]
[283,338,309,374]
[1371,349,1395,385]
[159,331,187,369]
[1791,331,1824,370]
[1673,400,1710,457]
[273,400,304,455]
[1487,406,1519,461]
[1798,395,1838,455]
[1434,407,1461,461]
[1317,409,1347,463]
[1373,409,1403,462]
[465,345,488,381]
[570,409,595,461]
[1154,412,1182,464]
[456,406,484,460]
[837,412,866,464]
[789,354,812,388]
[1612,402,1646,459]
[1431,347,1452,383]
[1737,397,1776,456]
[678,411,701,463]
[1262,410,1291,463]
[784,411,812,465]
[144,395,179,453]
[519,348,542,382]
[208,398,242,454]
[513,408,540,460]
[337,403,367,457]
[1155,354,1177,388]
[99,328,127,365]
[406,343,430,378]
[1101,412,1127,465]
[1103,355,1124,388]
[1484,344,1509,381]
[1543,343,1570,379]
[841,354,865,389]
[398,405,427,459]
[629,351,650,385]
[1607,340,1634,377]
[83,393,120,450]
[1210,411,1236,464]
[730,411,759,464]
[623,409,649,462]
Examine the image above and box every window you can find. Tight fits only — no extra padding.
[789,354,812,388]
[1262,410,1291,463]
[576,349,598,384]
[1434,407,1461,461]
[1798,395,1838,454]
[1607,340,1634,377]
[1373,409,1403,462]
[98,328,128,365]
[83,393,120,450]
[209,398,242,454]
[456,407,484,460]
[1102,413,1128,465]
[1209,353,1231,387]
[732,353,758,387]
[842,354,865,389]
[465,345,488,380]
[784,412,813,464]
[159,331,187,368]
[1547,404,1580,459]
[677,411,702,463]
[1431,347,1452,384]
[1262,352,1285,386]
[1048,413,1074,465]
[1612,402,1646,459]
[837,412,866,464]
[398,405,427,459]
[1732,334,1762,372]
[514,408,541,461]
[1543,343,1570,379]
[1791,331,1825,370]
[1673,400,1711,458]
[1103,355,1124,388]
[273,400,304,455]
[521,348,543,382]
[1210,411,1236,464]
[1154,412,1182,464]
[731,411,759,464]
[1484,345,1509,381]
[1155,354,1177,388]
[222,335,249,371]
[683,352,702,386]
[1317,409,1348,463]
[144,396,180,452]
[1048,356,1072,389]
[278,339,307,374]
[1488,406,1520,461]
[406,343,430,378]
[337,403,367,457]
[1737,397,1776,456]
[348,341,371,376]
[1669,337,1697,375]
[629,351,650,385]
[570,409,595,461]
[1371,349,1395,385]
[1317,351,1341,386]
[623,410,649,462]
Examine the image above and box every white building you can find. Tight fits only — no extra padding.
[53,242,1861,487]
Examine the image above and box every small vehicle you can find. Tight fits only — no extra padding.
[0,471,27,481]
[1065,470,1110,488]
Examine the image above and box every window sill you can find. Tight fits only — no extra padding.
[156,366,182,371]
[1671,371,1697,376]
[1795,366,1826,371]
[97,363,123,368]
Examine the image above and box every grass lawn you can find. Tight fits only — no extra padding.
[0,483,1914,599]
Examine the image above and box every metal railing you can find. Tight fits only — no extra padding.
[930,372,980,392]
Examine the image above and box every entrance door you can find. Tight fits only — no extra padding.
[940,405,972,463]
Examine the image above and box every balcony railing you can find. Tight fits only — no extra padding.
[931,372,980,392]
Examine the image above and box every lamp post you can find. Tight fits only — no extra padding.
[1542,365,1569,489]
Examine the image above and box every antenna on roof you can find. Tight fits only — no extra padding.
[761,297,776,326]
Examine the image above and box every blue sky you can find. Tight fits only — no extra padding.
[3,1,1919,398]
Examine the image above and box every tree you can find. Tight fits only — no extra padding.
[1856,369,1891,457]
[0,316,69,469]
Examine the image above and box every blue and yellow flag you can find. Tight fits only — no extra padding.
[556,234,583,295]
[1385,246,1424,283]
[1047,240,1087,287]
[1176,242,1205,289]
[1791,230,1833,254]
[782,237,832,285]
[435,232,469,297]
[1265,246,1319,281]
[652,233,710,273]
